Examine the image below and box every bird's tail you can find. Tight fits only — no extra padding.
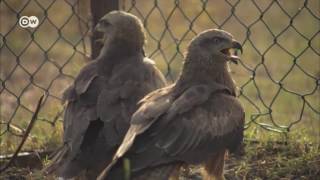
[97,126,139,180]
[41,144,69,175]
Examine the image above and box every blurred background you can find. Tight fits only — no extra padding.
[0,0,319,178]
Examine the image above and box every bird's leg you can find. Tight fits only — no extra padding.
[202,150,226,180]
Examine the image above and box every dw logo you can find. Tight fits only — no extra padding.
[19,16,39,28]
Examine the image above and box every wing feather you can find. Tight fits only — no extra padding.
[98,83,235,179]
[158,93,244,160]
[74,61,98,95]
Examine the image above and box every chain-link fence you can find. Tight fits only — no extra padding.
[0,0,319,167]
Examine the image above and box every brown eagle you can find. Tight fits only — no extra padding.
[98,29,245,180]
[43,11,166,179]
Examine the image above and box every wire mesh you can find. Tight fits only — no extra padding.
[0,0,319,164]
[1,0,90,154]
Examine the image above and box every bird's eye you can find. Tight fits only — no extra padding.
[100,20,110,27]
[212,37,220,43]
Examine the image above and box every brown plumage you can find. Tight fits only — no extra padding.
[42,11,166,179]
[98,29,245,180]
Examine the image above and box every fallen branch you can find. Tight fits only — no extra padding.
[0,94,45,173]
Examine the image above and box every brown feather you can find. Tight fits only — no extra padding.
[99,29,244,180]
[43,11,167,179]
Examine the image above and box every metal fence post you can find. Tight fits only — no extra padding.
[90,0,119,59]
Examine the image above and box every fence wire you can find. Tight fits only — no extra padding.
[0,0,319,164]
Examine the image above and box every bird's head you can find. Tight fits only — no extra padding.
[95,11,146,49]
[187,29,243,64]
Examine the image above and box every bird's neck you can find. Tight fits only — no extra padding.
[96,39,143,77]
[97,39,143,60]
[175,53,236,93]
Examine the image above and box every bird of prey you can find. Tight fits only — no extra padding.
[98,29,245,180]
[43,11,166,179]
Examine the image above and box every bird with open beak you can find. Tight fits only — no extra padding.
[42,11,167,179]
[97,28,245,180]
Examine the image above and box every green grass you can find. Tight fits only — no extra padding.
[226,141,320,179]
[1,139,319,179]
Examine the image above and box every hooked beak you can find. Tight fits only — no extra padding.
[229,40,243,64]
[94,23,107,44]
[95,23,103,32]
[219,40,243,64]
[232,41,243,54]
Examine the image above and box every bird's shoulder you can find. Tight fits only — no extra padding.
[62,61,100,103]
[105,57,166,97]
[131,84,174,125]
[130,82,233,127]
[142,57,167,88]
[142,57,156,65]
